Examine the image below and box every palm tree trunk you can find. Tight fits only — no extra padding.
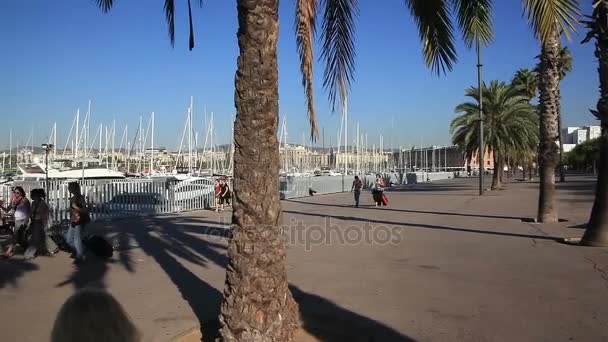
[557,94,566,183]
[536,29,561,223]
[582,2,608,246]
[491,151,501,190]
[219,0,300,340]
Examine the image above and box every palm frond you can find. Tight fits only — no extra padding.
[320,0,358,112]
[188,0,195,50]
[164,0,176,47]
[453,0,494,49]
[523,0,581,42]
[452,80,538,163]
[296,0,319,139]
[405,0,457,74]
[94,0,113,12]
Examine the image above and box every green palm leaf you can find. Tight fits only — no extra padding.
[452,80,538,165]
[454,0,494,48]
[320,0,358,112]
[94,0,204,50]
[523,0,581,42]
[405,0,457,74]
[295,0,319,139]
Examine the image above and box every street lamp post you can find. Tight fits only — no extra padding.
[41,143,54,191]
[476,36,485,196]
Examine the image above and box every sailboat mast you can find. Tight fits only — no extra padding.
[187,108,191,174]
[125,125,130,173]
[105,126,109,168]
[343,96,348,175]
[8,130,11,169]
[87,99,91,158]
[356,122,361,174]
[151,112,155,174]
[188,99,193,175]
[112,120,116,170]
[98,124,102,160]
[53,122,57,160]
[75,109,80,159]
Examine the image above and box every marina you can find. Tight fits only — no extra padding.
[0,97,479,226]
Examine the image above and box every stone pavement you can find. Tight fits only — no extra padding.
[1,175,607,342]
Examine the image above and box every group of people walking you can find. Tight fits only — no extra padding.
[214,177,232,212]
[351,174,389,208]
[0,182,89,264]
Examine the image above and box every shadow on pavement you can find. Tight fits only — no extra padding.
[56,257,109,289]
[54,213,417,341]
[286,199,532,221]
[291,285,416,341]
[283,210,561,242]
[0,258,39,289]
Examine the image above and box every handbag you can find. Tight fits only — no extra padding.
[382,194,389,206]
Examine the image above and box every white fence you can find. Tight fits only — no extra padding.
[0,178,216,224]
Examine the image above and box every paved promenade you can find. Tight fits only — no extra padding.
[1,175,607,341]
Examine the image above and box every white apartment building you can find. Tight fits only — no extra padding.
[562,125,601,153]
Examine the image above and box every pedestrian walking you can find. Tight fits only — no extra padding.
[24,188,50,259]
[1,186,30,258]
[67,182,89,264]
[351,175,363,207]
[371,174,387,207]
[214,179,221,212]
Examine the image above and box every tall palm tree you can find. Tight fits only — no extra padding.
[523,0,580,223]
[581,0,608,246]
[451,81,538,190]
[454,0,495,196]
[93,0,493,340]
[534,46,574,182]
[512,68,539,101]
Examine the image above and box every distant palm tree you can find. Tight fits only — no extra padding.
[93,0,494,340]
[512,68,538,101]
[451,81,538,190]
[523,0,580,223]
[556,46,573,182]
[581,1,608,246]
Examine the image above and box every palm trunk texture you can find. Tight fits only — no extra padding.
[536,29,561,223]
[219,0,300,340]
[582,1,608,246]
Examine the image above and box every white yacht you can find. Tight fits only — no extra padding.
[12,161,125,182]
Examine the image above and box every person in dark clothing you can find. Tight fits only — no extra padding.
[222,178,232,207]
[371,174,386,207]
[24,188,50,259]
[351,175,363,207]
[217,179,228,212]
[67,182,88,264]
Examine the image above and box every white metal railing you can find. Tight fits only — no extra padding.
[0,178,216,224]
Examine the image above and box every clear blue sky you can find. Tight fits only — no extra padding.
[0,0,600,150]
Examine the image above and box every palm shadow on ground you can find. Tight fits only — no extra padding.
[57,212,416,341]
[286,199,533,221]
[290,285,416,341]
[0,257,39,289]
[283,210,561,242]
